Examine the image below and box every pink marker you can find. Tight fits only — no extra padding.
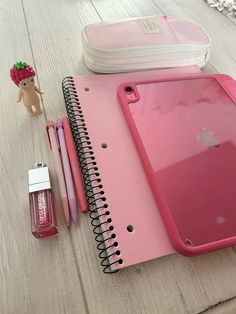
[46,121,70,227]
[56,119,78,224]
[62,117,88,213]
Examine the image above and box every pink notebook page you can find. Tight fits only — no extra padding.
[71,66,201,270]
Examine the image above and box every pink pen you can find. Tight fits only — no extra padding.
[62,117,88,213]
[56,120,78,224]
[46,121,70,226]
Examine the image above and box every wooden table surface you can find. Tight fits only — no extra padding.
[1,0,236,313]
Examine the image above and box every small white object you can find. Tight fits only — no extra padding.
[196,127,220,148]
[28,163,51,193]
[206,0,236,17]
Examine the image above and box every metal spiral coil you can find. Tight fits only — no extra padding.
[62,77,122,273]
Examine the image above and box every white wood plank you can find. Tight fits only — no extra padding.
[3,0,236,313]
[21,0,101,120]
[0,1,86,313]
[152,0,236,79]
[91,0,162,19]
[198,297,236,314]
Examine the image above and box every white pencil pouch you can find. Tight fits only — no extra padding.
[82,15,211,73]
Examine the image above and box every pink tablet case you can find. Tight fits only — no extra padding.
[63,66,201,272]
[118,75,236,256]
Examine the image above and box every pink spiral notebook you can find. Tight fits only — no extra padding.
[62,66,201,273]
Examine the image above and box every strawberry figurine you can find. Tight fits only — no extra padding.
[10,61,43,117]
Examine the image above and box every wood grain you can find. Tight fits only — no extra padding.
[0,0,87,313]
[1,0,236,313]
[152,0,236,79]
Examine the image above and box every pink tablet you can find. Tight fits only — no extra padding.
[118,74,236,256]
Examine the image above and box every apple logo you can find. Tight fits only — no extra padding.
[196,127,220,148]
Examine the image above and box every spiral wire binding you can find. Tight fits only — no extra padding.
[62,77,123,273]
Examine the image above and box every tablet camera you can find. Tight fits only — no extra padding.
[125,86,134,94]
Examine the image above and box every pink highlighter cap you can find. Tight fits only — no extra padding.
[55,119,63,128]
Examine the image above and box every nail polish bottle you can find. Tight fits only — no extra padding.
[28,163,58,238]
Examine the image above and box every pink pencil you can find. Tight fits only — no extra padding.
[56,120,78,224]
[62,117,88,213]
[46,121,70,226]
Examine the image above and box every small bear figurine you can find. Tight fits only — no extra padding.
[10,61,43,117]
